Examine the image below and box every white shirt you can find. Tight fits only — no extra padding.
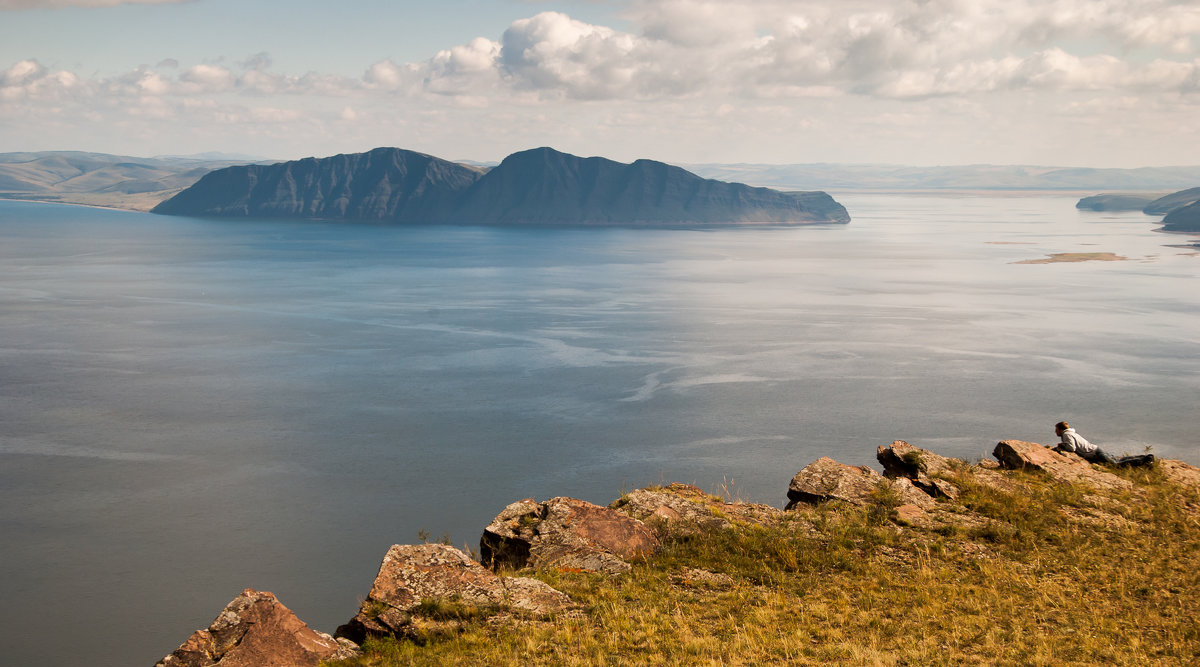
[1058,428,1098,455]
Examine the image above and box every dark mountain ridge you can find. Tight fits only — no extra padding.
[152,147,850,225]
[152,147,482,222]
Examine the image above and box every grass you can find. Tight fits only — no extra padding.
[327,463,1200,666]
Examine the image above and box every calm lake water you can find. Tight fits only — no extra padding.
[1,195,1197,666]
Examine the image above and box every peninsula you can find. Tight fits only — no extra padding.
[151,147,851,226]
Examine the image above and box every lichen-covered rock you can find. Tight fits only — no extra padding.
[993,440,1132,491]
[785,457,934,510]
[155,589,358,667]
[876,440,963,500]
[481,496,660,574]
[336,544,573,644]
[610,483,783,535]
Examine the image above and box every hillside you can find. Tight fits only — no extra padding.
[153,147,849,226]
[157,441,1200,666]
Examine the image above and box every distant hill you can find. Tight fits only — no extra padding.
[0,151,270,211]
[684,163,1200,191]
[153,147,850,226]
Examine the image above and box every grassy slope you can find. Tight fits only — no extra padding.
[329,463,1199,666]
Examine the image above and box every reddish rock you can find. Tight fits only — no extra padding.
[155,589,358,667]
[876,440,962,500]
[786,457,934,510]
[610,483,784,535]
[993,440,1132,491]
[481,496,659,574]
[337,544,573,643]
[1159,459,1200,491]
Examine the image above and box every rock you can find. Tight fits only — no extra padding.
[876,440,962,500]
[992,440,1132,491]
[892,504,929,525]
[481,497,660,574]
[610,483,783,535]
[155,588,358,667]
[672,568,736,589]
[785,456,934,510]
[1159,459,1200,491]
[336,544,573,644]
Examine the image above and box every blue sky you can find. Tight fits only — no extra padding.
[2,0,1199,166]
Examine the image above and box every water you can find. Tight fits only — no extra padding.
[1,195,1197,666]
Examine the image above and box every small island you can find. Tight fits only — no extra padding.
[1014,252,1127,264]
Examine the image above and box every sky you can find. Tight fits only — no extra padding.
[1,0,1199,167]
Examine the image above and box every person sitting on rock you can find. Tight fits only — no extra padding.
[1053,421,1155,467]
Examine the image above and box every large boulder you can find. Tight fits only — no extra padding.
[992,440,1132,491]
[876,440,962,500]
[785,457,934,511]
[481,496,659,574]
[155,589,358,667]
[336,544,573,644]
[610,483,783,535]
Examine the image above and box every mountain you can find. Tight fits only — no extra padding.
[153,147,850,225]
[1143,187,1200,215]
[1162,201,1200,232]
[151,147,483,222]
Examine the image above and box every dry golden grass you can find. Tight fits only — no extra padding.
[328,462,1200,666]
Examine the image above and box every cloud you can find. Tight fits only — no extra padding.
[4,1,1200,165]
[0,0,190,8]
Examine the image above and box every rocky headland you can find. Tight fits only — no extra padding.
[1162,200,1200,232]
[155,440,1200,666]
[1074,193,1160,211]
[1075,185,1200,232]
[151,147,851,226]
[1142,186,1200,216]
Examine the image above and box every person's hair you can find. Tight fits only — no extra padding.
[1055,421,1070,431]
